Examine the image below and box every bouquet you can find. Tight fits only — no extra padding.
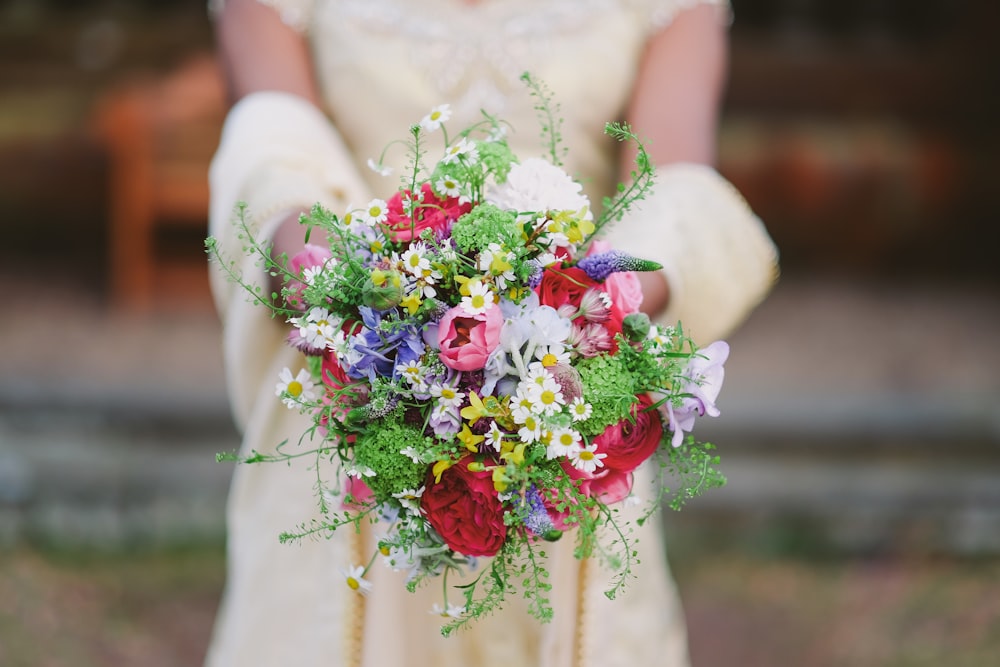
[208,75,728,634]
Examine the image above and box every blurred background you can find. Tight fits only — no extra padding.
[1,0,998,665]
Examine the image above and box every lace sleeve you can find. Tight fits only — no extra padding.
[208,0,316,32]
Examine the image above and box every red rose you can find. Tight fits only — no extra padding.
[536,265,599,310]
[421,458,507,557]
[593,394,663,473]
[384,182,471,242]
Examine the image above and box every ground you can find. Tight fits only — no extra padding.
[3,541,998,667]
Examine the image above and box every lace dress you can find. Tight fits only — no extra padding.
[205,1,775,666]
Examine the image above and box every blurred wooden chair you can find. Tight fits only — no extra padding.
[93,54,226,310]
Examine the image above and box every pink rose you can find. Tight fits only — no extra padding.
[559,461,634,505]
[593,394,663,473]
[342,477,373,510]
[537,265,625,350]
[285,243,332,310]
[588,240,643,315]
[437,305,502,371]
[422,457,507,557]
[384,182,471,242]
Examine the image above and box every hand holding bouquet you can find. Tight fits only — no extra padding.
[208,75,728,634]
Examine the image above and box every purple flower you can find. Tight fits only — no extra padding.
[665,341,729,447]
[344,307,425,382]
[521,485,559,539]
[576,251,661,282]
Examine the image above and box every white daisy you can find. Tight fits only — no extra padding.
[441,137,478,165]
[430,602,466,618]
[460,280,494,315]
[435,175,463,199]
[400,244,431,277]
[429,383,465,409]
[569,397,593,422]
[420,104,452,132]
[570,443,607,474]
[547,427,581,460]
[484,422,505,453]
[392,487,425,513]
[295,307,338,349]
[340,565,373,595]
[358,198,389,226]
[517,413,544,443]
[274,367,317,409]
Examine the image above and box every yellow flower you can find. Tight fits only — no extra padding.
[492,467,511,493]
[432,459,453,484]
[457,424,485,452]
[400,291,422,315]
[489,252,513,276]
[499,441,527,466]
[460,391,488,424]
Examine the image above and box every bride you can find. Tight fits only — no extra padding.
[205,1,778,665]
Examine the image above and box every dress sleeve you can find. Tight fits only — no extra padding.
[207,0,316,32]
[208,91,371,428]
[598,163,779,343]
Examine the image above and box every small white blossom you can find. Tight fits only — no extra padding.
[420,104,452,132]
[366,158,393,176]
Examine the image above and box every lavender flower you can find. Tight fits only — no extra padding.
[521,486,561,541]
[576,251,661,281]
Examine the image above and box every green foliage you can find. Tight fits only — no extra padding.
[575,354,638,435]
[450,204,521,253]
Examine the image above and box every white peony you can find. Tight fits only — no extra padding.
[485,157,593,220]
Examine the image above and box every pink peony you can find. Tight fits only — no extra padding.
[437,305,502,372]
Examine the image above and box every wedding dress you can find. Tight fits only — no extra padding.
[205,1,777,665]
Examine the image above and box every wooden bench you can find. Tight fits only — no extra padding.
[92,54,226,310]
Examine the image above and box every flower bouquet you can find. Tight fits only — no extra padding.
[208,75,727,634]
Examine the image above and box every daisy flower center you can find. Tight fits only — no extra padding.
[287,381,303,397]
[540,390,557,406]
[578,450,595,462]
[346,577,361,591]
[541,353,558,367]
